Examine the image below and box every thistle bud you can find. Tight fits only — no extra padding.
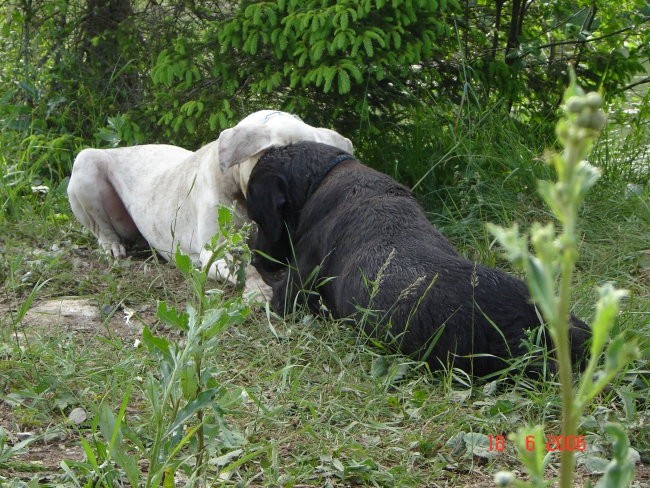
[566,96,585,114]
[590,109,606,131]
[584,91,603,109]
[576,111,592,129]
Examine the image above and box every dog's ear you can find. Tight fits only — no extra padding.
[249,173,288,243]
[218,126,273,170]
[316,128,354,155]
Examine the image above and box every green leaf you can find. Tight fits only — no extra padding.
[249,32,259,54]
[145,373,162,419]
[266,7,277,25]
[524,256,556,322]
[333,31,348,51]
[340,11,349,30]
[217,205,234,230]
[253,5,262,24]
[589,283,627,359]
[174,247,193,275]
[79,437,100,471]
[363,36,374,56]
[337,68,351,94]
[604,335,638,375]
[163,468,175,488]
[371,356,389,377]
[198,290,247,336]
[98,404,121,453]
[596,423,636,488]
[299,12,311,31]
[311,40,326,62]
[367,27,387,47]
[617,387,636,422]
[530,221,558,266]
[296,48,308,67]
[537,179,565,222]
[342,61,363,83]
[157,301,189,331]
[179,363,199,400]
[581,454,610,474]
[142,326,172,360]
[563,66,586,102]
[220,447,268,474]
[112,445,139,487]
[244,4,257,19]
[164,388,221,440]
[201,308,231,340]
[392,31,402,49]
[463,432,498,459]
[172,115,183,133]
[323,67,337,92]
[278,31,289,51]
[510,426,550,485]
[486,223,527,268]
[310,13,321,32]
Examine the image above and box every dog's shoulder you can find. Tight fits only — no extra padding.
[304,159,461,257]
[322,161,412,199]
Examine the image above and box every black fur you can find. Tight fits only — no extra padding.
[247,141,590,377]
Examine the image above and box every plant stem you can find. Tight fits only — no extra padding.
[557,248,577,488]
[195,265,208,482]
[195,352,206,481]
[557,129,580,488]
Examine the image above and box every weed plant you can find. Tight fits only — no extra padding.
[489,73,640,487]
[57,207,254,487]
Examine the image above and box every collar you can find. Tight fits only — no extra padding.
[307,153,355,197]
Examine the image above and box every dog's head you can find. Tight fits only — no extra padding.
[217,110,353,196]
[246,141,354,270]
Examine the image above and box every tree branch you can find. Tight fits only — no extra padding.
[624,76,650,91]
[517,21,647,60]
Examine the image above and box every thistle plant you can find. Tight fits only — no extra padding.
[141,206,251,486]
[488,70,639,487]
[65,206,252,487]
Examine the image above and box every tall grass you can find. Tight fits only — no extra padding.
[0,77,648,486]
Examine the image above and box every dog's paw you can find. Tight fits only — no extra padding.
[101,240,126,259]
[243,279,273,303]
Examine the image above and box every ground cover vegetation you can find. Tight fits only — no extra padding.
[0,0,648,486]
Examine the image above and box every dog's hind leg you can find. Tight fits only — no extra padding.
[68,149,140,258]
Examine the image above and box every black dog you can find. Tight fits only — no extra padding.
[247,141,590,376]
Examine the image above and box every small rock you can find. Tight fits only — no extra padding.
[68,407,87,425]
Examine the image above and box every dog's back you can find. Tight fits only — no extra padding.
[296,155,588,375]
[249,142,590,376]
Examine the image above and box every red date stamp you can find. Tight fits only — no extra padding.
[488,434,586,452]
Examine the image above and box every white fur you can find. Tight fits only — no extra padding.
[67,110,353,300]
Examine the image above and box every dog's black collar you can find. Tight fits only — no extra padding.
[327,153,355,169]
[307,153,355,197]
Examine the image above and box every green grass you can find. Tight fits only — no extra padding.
[0,105,648,486]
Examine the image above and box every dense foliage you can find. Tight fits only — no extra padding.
[1,1,643,317]
[0,0,648,189]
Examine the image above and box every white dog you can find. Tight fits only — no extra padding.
[67,110,353,299]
